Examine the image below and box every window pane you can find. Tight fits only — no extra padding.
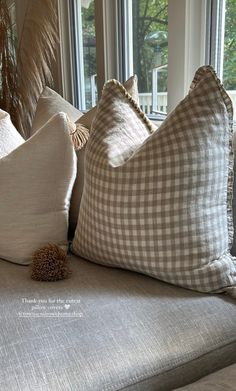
[223,0,236,121]
[82,0,97,110]
[132,0,168,118]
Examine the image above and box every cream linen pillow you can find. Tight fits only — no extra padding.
[69,75,140,234]
[31,87,83,134]
[30,77,140,236]
[0,110,24,158]
[72,66,236,296]
[30,87,84,237]
[0,112,76,265]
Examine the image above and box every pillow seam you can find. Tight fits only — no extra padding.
[192,66,234,252]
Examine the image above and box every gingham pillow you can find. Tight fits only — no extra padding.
[72,66,236,295]
[76,75,140,130]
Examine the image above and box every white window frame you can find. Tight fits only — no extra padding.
[70,0,86,110]
[208,0,226,80]
[167,0,208,111]
[117,0,134,82]
[57,0,228,114]
[94,0,118,97]
[57,0,74,103]
[115,0,208,113]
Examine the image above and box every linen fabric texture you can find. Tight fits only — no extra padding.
[69,75,141,234]
[230,130,236,256]
[72,66,236,294]
[1,254,236,391]
[0,113,76,265]
[174,364,236,391]
[76,74,140,131]
[0,109,24,158]
[31,77,140,236]
[31,86,85,236]
[31,86,83,134]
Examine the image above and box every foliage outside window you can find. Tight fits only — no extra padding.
[223,0,236,90]
[223,0,236,120]
[82,0,97,109]
[133,0,168,94]
[133,0,168,116]
[74,0,235,119]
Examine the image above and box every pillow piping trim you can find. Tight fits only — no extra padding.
[103,79,156,134]
[191,65,234,251]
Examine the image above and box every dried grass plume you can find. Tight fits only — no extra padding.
[0,0,58,138]
[16,0,58,138]
[0,0,18,124]
[31,244,71,281]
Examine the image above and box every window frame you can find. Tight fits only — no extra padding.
[167,0,208,111]
[57,0,229,115]
[207,0,226,80]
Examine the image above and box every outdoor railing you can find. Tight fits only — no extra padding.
[139,91,236,120]
[139,92,167,115]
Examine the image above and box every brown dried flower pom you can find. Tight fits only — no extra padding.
[31,244,71,281]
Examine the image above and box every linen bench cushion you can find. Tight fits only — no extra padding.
[0,254,236,391]
[174,363,236,390]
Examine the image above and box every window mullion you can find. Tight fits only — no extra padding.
[209,0,226,79]
[57,0,73,102]
[95,0,118,97]
[117,0,134,82]
[70,0,86,110]
[167,0,208,112]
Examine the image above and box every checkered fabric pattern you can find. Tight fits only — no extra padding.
[72,66,236,294]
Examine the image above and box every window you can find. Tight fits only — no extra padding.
[223,0,236,121]
[132,1,168,118]
[208,0,236,121]
[70,0,97,110]
[117,1,168,118]
[59,0,235,122]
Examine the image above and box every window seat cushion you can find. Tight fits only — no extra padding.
[0,254,235,390]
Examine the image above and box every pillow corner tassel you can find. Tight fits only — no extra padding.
[69,122,90,151]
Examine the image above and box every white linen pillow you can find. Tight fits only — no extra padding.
[31,87,83,135]
[0,112,76,265]
[30,77,140,236]
[0,109,24,158]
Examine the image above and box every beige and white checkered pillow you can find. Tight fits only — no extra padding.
[72,66,236,295]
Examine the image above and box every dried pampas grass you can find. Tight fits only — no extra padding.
[16,0,58,138]
[0,0,18,125]
[0,0,58,139]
